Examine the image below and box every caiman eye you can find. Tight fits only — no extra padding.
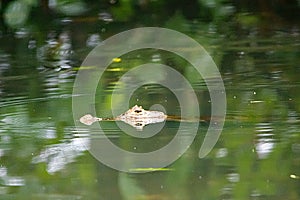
[135,110,142,113]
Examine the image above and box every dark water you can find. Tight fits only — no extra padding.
[1,1,300,199]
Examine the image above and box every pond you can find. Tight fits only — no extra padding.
[0,1,300,199]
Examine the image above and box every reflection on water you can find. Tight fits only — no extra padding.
[32,136,90,174]
[37,31,75,70]
[255,122,276,159]
[0,3,300,199]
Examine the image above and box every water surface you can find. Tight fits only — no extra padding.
[0,2,300,199]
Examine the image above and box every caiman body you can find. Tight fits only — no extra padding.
[79,105,167,130]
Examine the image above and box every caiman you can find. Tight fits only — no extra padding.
[79,105,203,130]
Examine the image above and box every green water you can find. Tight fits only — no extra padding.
[0,1,300,199]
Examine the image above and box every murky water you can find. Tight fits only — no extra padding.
[1,2,300,199]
